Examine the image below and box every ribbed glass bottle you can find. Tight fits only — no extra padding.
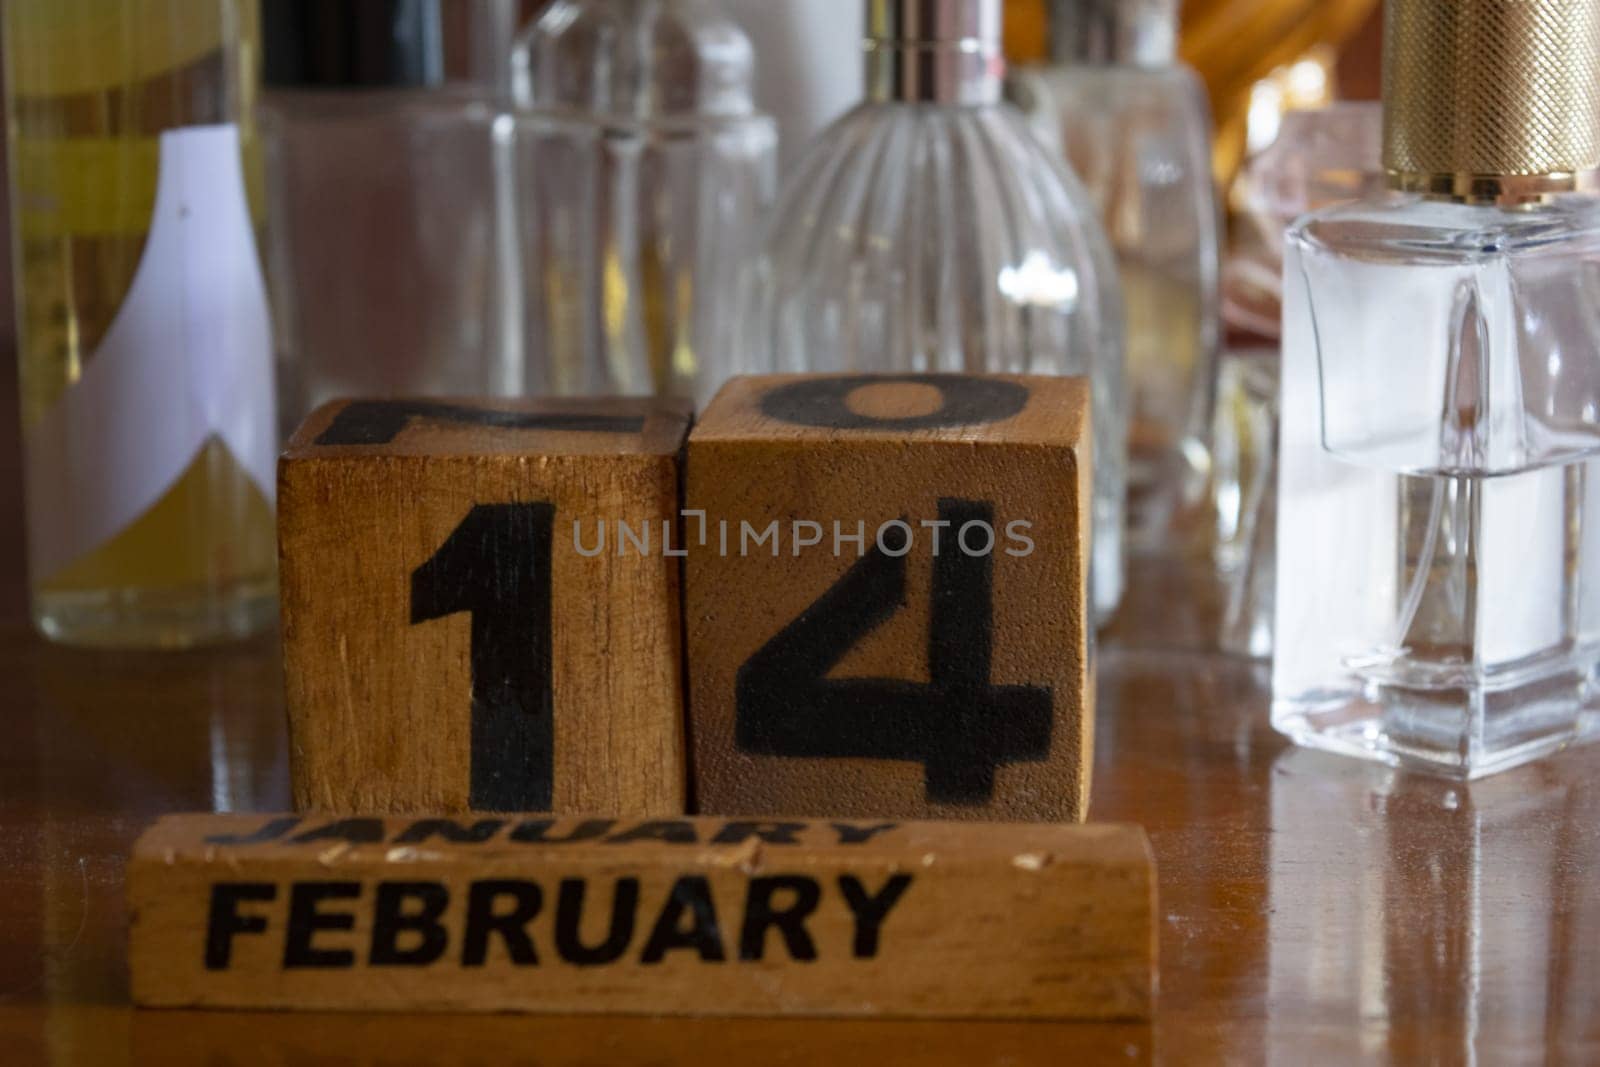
[735,0,1127,619]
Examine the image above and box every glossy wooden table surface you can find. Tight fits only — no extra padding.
[0,549,1597,1066]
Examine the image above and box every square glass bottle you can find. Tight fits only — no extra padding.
[1273,0,1600,777]
[260,0,526,434]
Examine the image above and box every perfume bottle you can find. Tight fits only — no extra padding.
[261,0,525,434]
[4,0,277,647]
[1274,0,1600,776]
[738,0,1128,619]
[1212,103,1384,659]
[1012,0,1219,547]
[467,0,526,103]
[512,0,778,402]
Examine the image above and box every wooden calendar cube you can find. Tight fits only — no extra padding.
[279,398,691,815]
[684,375,1093,822]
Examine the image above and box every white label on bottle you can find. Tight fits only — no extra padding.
[24,123,277,581]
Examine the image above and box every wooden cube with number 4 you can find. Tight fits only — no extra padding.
[280,398,691,816]
[685,374,1093,822]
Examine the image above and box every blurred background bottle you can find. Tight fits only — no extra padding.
[1011,0,1220,550]
[3,0,278,648]
[512,0,777,403]
[1213,102,1383,658]
[722,0,864,171]
[261,0,525,434]
[737,0,1127,621]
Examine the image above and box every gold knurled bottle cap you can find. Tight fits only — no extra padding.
[1384,0,1600,202]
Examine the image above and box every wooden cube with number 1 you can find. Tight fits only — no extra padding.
[685,374,1093,822]
[279,398,691,815]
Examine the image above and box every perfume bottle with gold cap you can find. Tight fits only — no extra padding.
[1274,0,1600,776]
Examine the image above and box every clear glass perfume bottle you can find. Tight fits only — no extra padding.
[1215,102,1384,659]
[512,0,778,403]
[1012,0,1219,547]
[1274,0,1600,777]
[737,0,1127,619]
[4,0,277,647]
[261,0,525,435]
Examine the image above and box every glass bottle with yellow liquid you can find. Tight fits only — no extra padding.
[4,0,278,647]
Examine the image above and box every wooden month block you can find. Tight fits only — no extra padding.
[685,375,1092,822]
[279,398,691,816]
[128,813,1156,1019]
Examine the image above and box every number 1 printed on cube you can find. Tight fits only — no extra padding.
[279,398,691,815]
